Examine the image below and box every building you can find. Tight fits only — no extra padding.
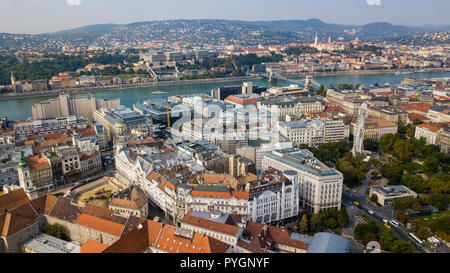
[102,221,232,253]
[306,232,350,253]
[261,149,343,214]
[278,119,345,147]
[20,233,80,253]
[258,97,325,120]
[236,222,310,253]
[369,185,417,206]
[32,94,120,120]
[351,117,398,140]
[94,107,148,140]
[415,123,447,145]
[0,161,19,188]
[224,94,261,108]
[247,169,300,224]
[14,116,88,137]
[181,210,243,248]
[436,123,450,153]
[109,186,149,218]
[17,152,54,199]
[367,107,408,124]
[427,105,450,123]
[211,83,267,101]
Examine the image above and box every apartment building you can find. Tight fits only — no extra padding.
[261,149,343,214]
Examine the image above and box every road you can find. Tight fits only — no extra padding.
[341,171,428,253]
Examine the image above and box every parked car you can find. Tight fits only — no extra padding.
[390,220,399,227]
[368,210,374,215]
[383,219,388,224]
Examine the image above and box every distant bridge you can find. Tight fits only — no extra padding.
[262,72,322,90]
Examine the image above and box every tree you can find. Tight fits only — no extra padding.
[434,231,448,242]
[390,240,414,253]
[428,174,450,194]
[325,217,338,229]
[44,224,68,241]
[362,232,378,247]
[401,175,429,193]
[412,202,422,212]
[393,139,413,162]
[338,207,349,228]
[378,229,399,251]
[394,210,408,224]
[309,214,323,233]
[417,226,431,239]
[423,156,440,175]
[298,214,309,233]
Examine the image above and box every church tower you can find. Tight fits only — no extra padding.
[314,33,318,47]
[17,151,35,198]
[10,71,15,86]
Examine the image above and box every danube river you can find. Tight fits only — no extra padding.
[1,71,449,121]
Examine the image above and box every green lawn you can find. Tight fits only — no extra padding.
[416,210,450,227]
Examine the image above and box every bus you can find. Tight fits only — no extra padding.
[409,233,424,247]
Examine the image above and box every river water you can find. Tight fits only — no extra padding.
[1,71,449,121]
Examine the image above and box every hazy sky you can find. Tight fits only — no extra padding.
[1,0,449,34]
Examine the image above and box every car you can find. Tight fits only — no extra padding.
[353,201,360,206]
[383,219,388,224]
[384,223,391,229]
[390,220,400,227]
[368,210,374,215]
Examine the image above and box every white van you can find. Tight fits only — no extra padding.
[390,220,400,227]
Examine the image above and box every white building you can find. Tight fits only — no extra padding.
[261,149,343,214]
[247,170,299,223]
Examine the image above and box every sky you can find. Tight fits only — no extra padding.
[1,0,449,34]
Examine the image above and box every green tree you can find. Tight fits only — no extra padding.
[390,240,414,253]
[298,214,309,233]
[394,210,408,224]
[338,207,349,228]
[378,229,398,251]
[393,139,413,162]
[362,232,379,247]
[423,156,440,175]
[325,217,338,229]
[417,226,431,239]
[412,202,422,212]
[401,175,429,193]
[44,224,68,241]
[428,174,450,194]
[309,214,323,233]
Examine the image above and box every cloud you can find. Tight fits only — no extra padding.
[67,0,82,6]
[366,0,382,6]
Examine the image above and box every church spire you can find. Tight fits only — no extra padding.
[10,71,15,85]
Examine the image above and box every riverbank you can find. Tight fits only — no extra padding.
[283,67,450,78]
[0,75,261,101]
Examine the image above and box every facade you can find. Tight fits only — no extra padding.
[258,97,325,120]
[247,170,299,224]
[94,107,148,141]
[369,185,417,206]
[0,161,19,187]
[109,186,149,218]
[351,117,398,140]
[367,107,408,124]
[17,152,54,199]
[436,123,450,153]
[261,149,343,214]
[32,94,120,120]
[414,123,444,145]
[14,116,88,137]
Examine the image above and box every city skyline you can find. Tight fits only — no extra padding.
[1,0,449,34]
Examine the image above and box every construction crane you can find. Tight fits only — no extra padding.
[152,102,173,127]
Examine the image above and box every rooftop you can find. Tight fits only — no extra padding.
[21,233,80,253]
